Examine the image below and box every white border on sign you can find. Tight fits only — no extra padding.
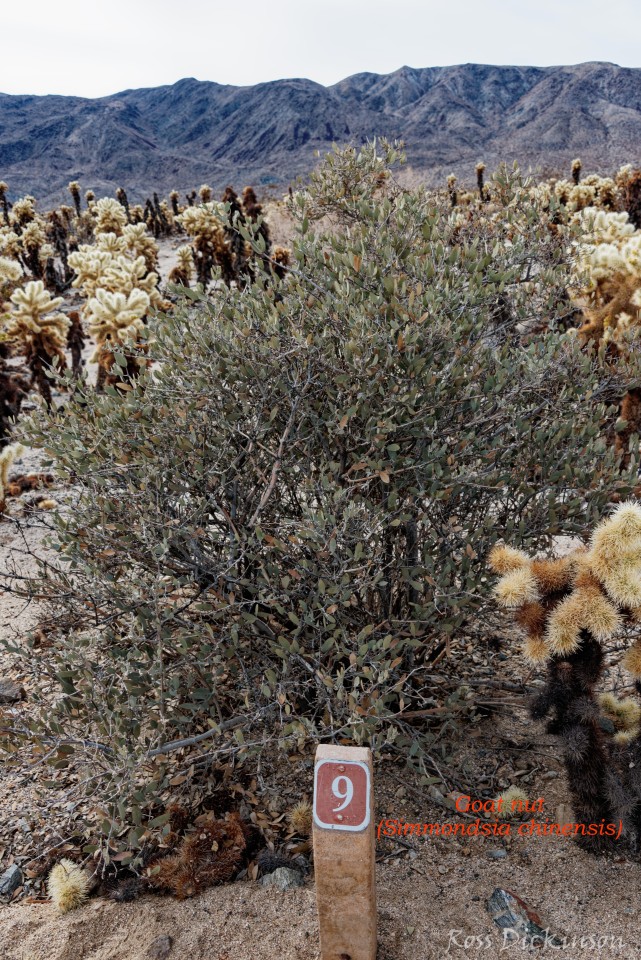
[313,758,371,831]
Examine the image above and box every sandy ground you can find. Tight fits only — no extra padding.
[0,781,639,959]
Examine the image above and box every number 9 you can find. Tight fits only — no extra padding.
[331,775,354,812]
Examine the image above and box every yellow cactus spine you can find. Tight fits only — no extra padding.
[47,858,91,913]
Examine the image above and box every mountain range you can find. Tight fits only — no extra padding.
[2,61,641,204]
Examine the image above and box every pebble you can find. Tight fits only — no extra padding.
[260,867,305,891]
[146,934,173,959]
[487,888,563,948]
[487,848,507,860]
[0,864,22,896]
[0,680,25,704]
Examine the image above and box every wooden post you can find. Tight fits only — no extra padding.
[312,744,377,960]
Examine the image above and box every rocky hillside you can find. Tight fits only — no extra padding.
[2,61,641,202]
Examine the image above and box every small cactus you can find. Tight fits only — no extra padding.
[47,858,91,913]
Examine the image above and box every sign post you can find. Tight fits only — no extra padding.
[312,744,377,960]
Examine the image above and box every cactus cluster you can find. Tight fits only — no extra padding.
[176,184,282,288]
[0,175,283,444]
[491,501,641,851]
[4,280,69,405]
[147,812,249,899]
[68,226,162,389]
[490,502,641,670]
[569,208,641,347]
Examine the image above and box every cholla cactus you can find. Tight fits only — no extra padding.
[129,204,145,224]
[66,310,85,378]
[68,181,82,218]
[490,501,641,851]
[476,162,487,202]
[68,248,115,299]
[572,158,582,186]
[115,186,131,223]
[69,241,164,311]
[47,858,91,913]
[169,190,181,217]
[447,173,457,208]
[0,441,24,511]
[490,502,641,665]
[598,692,641,743]
[555,174,617,214]
[85,288,149,390]
[93,197,128,236]
[10,196,37,228]
[568,208,641,462]
[0,196,55,281]
[0,255,22,290]
[617,165,641,230]
[19,220,48,279]
[147,812,248,898]
[270,245,291,280]
[122,223,159,274]
[0,258,28,443]
[199,184,213,204]
[167,245,194,286]
[241,186,272,273]
[95,231,127,257]
[178,202,232,286]
[0,182,9,226]
[4,280,69,405]
[288,799,313,836]
[494,786,528,820]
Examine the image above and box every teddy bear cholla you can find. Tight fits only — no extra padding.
[489,501,641,682]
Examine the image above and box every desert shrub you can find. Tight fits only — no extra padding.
[4,142,640,860]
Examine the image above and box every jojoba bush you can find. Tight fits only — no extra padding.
[4,142,640,858]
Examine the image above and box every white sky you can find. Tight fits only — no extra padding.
[2,0,640,98]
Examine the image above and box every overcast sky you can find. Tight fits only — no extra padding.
[2,0,640,98]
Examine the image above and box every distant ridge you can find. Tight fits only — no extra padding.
[2,62,641,203]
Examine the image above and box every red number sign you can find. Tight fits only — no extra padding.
[313,758,371,831]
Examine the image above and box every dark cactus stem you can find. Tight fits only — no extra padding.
[153,193,170,236]
[476,163,486,202]
[0,183,10,226]
[169,191,180,217]
[95,362,108,394]
[67,311,85,378]
[116,187,131,223]
[623,170,641,230]
[222,186,246,284]
[531,634,619,852]
[23,245,43,280]
[144,199,160,239]
[572,159,582,186]
[186,191,197,207]
[28,342,54,410]
[193,237,214,288]
[447,175,457,209]
[48,211,71,283]
[0,359,28,447]
[242,186,271,274]
[616,388,641,469]
[613,678,641,848]
[44,256,61,292]
[69,183,82,218]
